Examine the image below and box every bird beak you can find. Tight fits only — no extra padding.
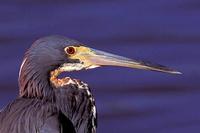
[70,46,181,74]
[67,46,181,74]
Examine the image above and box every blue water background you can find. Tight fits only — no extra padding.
[0,1,200,132]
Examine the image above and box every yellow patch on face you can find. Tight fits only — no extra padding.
[64,46,98,69]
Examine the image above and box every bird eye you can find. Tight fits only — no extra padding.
[66,46,76,55]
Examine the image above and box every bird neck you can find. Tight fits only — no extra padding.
[49,67,73,88]
[18,58,97,132]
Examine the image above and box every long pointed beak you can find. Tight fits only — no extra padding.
[84,48,181,74]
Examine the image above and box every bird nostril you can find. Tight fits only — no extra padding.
[66,46,76,55]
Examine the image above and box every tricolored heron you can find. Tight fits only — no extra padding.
[0,35,181,133]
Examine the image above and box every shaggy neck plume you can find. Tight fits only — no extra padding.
[18,57,54,99]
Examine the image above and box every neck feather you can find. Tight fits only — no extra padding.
[18,57,54,99]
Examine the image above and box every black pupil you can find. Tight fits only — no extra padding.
[67,47,75,54]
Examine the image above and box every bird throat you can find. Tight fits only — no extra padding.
[50,63,85,88]
[50,69,70,88]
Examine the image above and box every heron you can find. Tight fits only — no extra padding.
[0,35,181,133]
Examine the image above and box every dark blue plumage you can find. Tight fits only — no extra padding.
[0,36,97,133]
[0,35,179,133]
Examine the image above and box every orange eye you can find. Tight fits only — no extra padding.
[66,47,76,55]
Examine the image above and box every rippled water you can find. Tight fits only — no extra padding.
[0,0,200,132]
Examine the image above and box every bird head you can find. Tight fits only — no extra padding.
[19,35,181,97]
[23,35,181,74]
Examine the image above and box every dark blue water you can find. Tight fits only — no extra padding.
[0,0,200,132]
